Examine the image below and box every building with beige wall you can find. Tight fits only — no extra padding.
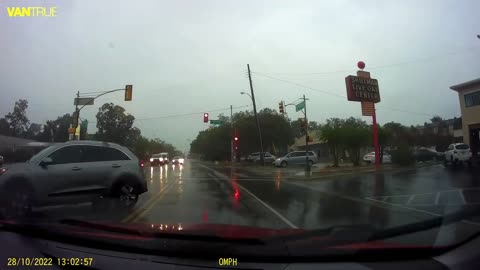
[450,78,480,157]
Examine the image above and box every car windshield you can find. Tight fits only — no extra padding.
[1,0,480,262]
[456,144,470,150]
[28,146,56,163]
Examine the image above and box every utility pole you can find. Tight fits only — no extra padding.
[230,105,234,163]
[303,95,310,172]
[247,64,265,166]
[69,91,80,141]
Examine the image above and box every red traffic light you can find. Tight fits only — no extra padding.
[203,113,209,123]
[279,102,284,113]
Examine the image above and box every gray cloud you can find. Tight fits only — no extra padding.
[1,0,479,150]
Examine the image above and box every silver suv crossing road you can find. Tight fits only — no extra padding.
[0,141,147,217]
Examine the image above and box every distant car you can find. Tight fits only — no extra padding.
[444,143,472,167]
[414,148,442,162]
[0,155,3,165]
[253,153,276,164]
[150,152,169,166]
[274,151,317,168]
[247,152,275,162]
[0,141,147,218]
[172,156,185,165]
[363,152,392,164]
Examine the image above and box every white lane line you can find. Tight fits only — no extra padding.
[435,192,441,205]
[364,198,480,227]
[459,190,467,204]
[406,195,415,205]
[200,165,298,229]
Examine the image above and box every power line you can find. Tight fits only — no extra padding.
[255,46,479,76]
[252,72,438,117]
[87,104,251,124]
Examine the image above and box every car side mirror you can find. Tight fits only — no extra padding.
[40,157,53,168]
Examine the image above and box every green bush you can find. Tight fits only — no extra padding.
[391,145,415,166]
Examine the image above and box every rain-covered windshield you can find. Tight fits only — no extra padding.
[0,0,479,260]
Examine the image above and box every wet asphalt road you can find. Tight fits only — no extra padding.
[34,160,480,235]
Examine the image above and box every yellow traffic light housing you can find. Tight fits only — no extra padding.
[125,85,133,101]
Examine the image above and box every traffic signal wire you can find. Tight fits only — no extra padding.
[254,46,479,76]
[87,104,251,124]
[252,71,437,117]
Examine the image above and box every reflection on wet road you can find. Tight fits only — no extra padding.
[32,161,480,235]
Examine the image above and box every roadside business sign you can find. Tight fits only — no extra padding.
[361,101,375,116]
[345,75,380,103]
[345,61,381,168]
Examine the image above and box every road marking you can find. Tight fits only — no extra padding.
[435,192,441,205]
[459,190,467,204]
[406,195,415,205]
[365,197,480,226]
[200,165,298,229]
[121,182,173,223]
[130,184,174,223]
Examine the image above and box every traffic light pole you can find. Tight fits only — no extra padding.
[247,64,265,166]
[70,87,130,141]
[303,95,310,172]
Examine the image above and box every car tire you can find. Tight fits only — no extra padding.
[111,180,140,208]
[1,181,33,219]
[281,161,288,168]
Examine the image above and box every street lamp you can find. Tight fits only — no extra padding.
[240,91,265,166]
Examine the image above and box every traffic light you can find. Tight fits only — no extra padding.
[203,113,209,123]
[125,85,133,101]
[234,136,239,151]
[279,102,284,114]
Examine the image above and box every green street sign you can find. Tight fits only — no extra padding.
[295,101,305,112]
[210,120,224,125]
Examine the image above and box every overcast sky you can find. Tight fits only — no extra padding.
[1,0,479,150]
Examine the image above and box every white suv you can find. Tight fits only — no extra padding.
[444,143,472,167]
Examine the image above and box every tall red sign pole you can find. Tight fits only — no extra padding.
[346,61,381,170]
[372,105,380,169]
[356,61,380,169]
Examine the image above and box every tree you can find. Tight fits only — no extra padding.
[378,125,392,164]
[290,119,320,138]
[191,109,294,160]
[0,118,12,136]
[342,117,369,166]
[37,114,72,142]
[320,118,344,167]
[5,99,30,137]
[25,123,42,139]
[95,103,137,146]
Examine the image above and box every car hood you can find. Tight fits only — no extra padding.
[0,162,33,175]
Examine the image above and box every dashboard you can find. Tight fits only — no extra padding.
[1,230,479,270]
